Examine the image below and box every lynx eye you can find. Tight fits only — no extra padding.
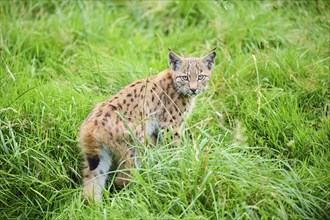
[198,75,206,81]
[180,76,189,81]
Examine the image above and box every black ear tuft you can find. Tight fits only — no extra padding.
[202,50,216,70]
[168,51,182,71]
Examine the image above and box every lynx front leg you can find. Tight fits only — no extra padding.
[159,123,182,147]
[168,127,181,147]
[82,147,112,202]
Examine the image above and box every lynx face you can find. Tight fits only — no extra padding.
[169,50,216,96]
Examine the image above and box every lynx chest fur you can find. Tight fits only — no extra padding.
[79,49,216,201]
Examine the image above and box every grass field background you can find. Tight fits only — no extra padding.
[0,1,329,219]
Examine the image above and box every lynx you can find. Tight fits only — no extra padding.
[79,49,216,201]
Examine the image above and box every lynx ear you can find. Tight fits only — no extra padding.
[202,49,216,70]
[168,50,182,71]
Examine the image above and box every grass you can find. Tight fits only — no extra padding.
[0,0,329,219]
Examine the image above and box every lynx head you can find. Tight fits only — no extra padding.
[168,49,216,96]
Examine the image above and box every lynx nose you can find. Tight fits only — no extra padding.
[190,88,197,93]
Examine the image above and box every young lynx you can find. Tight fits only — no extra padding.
[79,49,216,201]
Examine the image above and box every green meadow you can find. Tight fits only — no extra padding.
[0,1,329,219]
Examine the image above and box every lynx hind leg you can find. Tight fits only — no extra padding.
[114,149,136,189]
[82,147,112,202]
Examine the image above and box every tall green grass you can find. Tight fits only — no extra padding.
[1,1,329,219]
